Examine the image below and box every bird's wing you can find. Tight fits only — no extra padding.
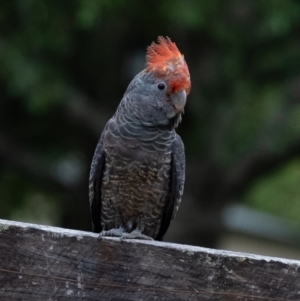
[89,137,106,233]
[155,134,185,241]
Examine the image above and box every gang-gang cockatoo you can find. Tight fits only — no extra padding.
[89,36,191,240]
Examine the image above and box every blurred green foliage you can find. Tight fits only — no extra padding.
[246,159,300,222]
[1,0,300,245]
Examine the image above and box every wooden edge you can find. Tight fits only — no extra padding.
[1,218,299,266]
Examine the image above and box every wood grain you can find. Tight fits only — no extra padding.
[0,219,300,300]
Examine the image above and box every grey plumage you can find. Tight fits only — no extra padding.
[89,38,189,240]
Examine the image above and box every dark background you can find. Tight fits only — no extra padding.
[1,0,300,252]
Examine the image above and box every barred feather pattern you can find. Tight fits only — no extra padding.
[98,112,178,238]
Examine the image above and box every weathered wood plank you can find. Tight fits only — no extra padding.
[0,219,300,300]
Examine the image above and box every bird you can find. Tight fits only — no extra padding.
[89,36,191,241]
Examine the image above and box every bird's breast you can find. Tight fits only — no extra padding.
[102,141,172,222]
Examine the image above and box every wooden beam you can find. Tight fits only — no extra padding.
[0,218,300,300]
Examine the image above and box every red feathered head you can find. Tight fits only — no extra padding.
[146,36,191,95]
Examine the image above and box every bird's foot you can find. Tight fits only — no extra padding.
[99,227,125,238]
[121,229,153,240]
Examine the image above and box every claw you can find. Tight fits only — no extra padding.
[98,227,153,240]
[121,229,153,240]
[99,227,125,238]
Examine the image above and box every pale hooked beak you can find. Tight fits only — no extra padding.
[170,89,187,114]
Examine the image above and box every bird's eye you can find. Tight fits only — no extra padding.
[158,83,165,90]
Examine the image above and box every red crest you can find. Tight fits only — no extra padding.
[146,36,191,94]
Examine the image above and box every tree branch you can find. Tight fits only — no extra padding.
[65,89,112,136]
[224,137,300,198]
